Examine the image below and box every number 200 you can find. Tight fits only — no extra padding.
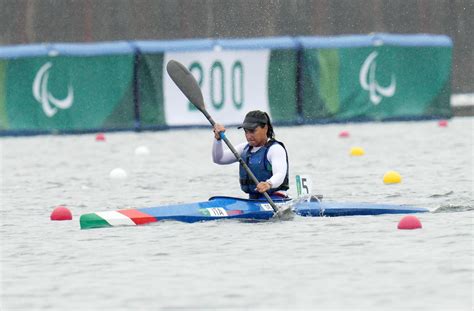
[188,61,244,110]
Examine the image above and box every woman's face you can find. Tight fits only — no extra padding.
[244,124,268,147]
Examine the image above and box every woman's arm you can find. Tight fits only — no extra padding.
[265,144,288,188]
[212,140,246,165]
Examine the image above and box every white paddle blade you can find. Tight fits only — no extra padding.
[166,60,206,111]
[295,175,312,197]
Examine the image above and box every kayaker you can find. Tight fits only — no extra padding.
[212,110,289,200]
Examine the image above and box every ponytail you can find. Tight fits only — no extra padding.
[263,112,275,139]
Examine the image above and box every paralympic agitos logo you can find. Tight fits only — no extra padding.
[32,62,74,117]
[359,51,396,105]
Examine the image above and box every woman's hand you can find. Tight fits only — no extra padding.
[256,181,272,193]
[213,124,226,140]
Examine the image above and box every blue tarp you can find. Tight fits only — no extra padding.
[132,39,215,53]
[296,33,453,48]
[50,41,134,56]
[216,36,298,50]
[0,34,452,59]
[0,44,50,59]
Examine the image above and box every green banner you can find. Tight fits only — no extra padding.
[135,53,166,127]
[268,49,298,123]
[4,55,135,131]
[302,46,452,120]
[0,60,7,129]
[0,37,453,135]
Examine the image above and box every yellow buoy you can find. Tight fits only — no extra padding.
[383,170,402,184]
[350,146,365,156]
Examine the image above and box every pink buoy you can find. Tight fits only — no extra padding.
[95,133,106,141]
[397,215,422,230]
[339,130,350,138]
[438,120,448,127]
[50,205,73,221]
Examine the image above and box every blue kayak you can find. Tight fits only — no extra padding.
[79,196,429,229]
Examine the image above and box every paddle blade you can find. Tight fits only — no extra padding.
[275,204,295,220]
[166,60,206,112]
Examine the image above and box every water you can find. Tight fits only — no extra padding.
[1,118,473,310]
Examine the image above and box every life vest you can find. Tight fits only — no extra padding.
[239,139,289,195]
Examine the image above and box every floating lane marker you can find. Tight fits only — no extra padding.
[134,146,150,156]
[339,130,350,138]
[438,120,448,127]
[95,133,106,141]
[398,215,422,230]
[383,170,402,184]
[109,168,127,180]
[350,146,365,156]
[50,205,72,221]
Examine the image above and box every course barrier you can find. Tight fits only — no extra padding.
[0,42,136,134]
[0,34,452,135]
[298,34,452,122]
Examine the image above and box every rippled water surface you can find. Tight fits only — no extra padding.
[1,118,473,310]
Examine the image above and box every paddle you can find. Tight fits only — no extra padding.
[166,59,292,219]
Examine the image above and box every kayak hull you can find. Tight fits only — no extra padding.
[80,196,429,229]
[296,201,429,217]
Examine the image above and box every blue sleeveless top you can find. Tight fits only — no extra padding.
[239,139,289,195]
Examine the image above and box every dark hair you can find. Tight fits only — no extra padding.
[239,110,275,139]
[263,112,275,139]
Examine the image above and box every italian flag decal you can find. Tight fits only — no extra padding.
[80,209,157,230]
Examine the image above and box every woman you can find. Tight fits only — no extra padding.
[212,110,289,199]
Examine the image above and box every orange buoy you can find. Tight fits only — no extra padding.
[339,130,350,138]
[397,215,422,230]
[95,133,106,141]
[50,205,73,221]
[438,120,448,127]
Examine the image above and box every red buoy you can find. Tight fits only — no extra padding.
[438,120,448,127]
[339,130,350,138]
[397,215,422,230]
[50,206,72,221]
[95,133,106,141]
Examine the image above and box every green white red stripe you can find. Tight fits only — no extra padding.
[80,209,158,229]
